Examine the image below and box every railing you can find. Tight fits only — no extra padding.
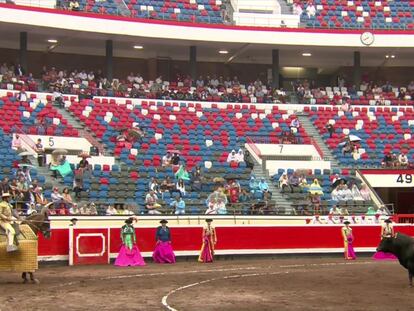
[246,136,262,159]
[14,126,37,153]
[78,129,106,156]
[311,137,324,159]
[356,169,386,211]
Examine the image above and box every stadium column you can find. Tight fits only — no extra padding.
[19,32,28,74]
[189,46,197,84]
[353,51,361,87]
[272,49,280,89]
[106,40,113,81]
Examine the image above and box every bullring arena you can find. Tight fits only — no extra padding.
[3,0,414,310]
[2,257,414,311]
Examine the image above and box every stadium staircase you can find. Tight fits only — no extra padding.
[296,114,340,170]
[55,105,114,157]
[251,155,294,215]
[277,0,292,14]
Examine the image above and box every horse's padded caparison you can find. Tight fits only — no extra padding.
[0,224,38,272]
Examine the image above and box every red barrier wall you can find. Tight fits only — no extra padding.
[38,225,414,260]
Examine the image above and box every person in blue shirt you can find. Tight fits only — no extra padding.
[258,178,271,195]
[152,220,176,264]
[170,195,186,215]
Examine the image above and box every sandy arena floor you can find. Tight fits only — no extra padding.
[1,256,414,311]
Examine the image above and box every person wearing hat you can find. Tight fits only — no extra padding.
[114,218,145,267]
[372,219,397,261]
[0,192,18,252]
[198,219,217,263]
[341,220,356,260]
[152,220,176,264]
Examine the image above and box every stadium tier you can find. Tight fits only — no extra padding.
[308,105,414,167]
[296,0,414,29]
[58,0,225,23]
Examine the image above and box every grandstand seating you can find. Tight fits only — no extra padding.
[308,106,414,167]
[0,93,78,136]
[271,168,373,214]
[66,99,309,211]
[298,0,414,30]
[73,0,224,24]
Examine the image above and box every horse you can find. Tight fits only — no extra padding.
[0,206,51,284]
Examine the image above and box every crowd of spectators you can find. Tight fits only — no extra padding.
[382,152,410,168]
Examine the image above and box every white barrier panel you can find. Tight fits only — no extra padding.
[28,135,92,151]
[45,154,115,167]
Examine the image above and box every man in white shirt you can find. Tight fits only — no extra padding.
[306,3,316,18]
[398,153,409,167]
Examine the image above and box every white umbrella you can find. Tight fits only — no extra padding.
[18,151,35,157]
[349,135,361,142]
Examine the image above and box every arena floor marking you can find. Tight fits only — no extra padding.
[51,266,259,288]
[161,260,378,311]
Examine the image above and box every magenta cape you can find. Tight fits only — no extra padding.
[152,241,176,264]
[114,245,146,267]
[372,251,397,261]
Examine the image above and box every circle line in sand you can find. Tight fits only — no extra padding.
[161,261,376,311]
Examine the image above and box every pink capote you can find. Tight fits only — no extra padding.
[199,236,214,263]
[114,245,146,267]
[152,241,176,264]
[372,251,397,261]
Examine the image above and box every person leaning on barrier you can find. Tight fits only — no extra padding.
[0,192,19,252]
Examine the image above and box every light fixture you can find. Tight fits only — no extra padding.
[47,39,58,43]
[391,54,395,58]
[302,52,312,57]
[219,50,229,54]
[133,45,144,49]
[385,55,389,58]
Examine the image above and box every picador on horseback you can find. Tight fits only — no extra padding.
[0,192,20,252]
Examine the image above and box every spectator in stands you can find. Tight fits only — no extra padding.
[244,150,254,170]
[290,118,300,131]
[191,166,203,192]
[176,179,186,197]
[293,2,303,15]
[160,176,175,197]
[288,172,300,193]
[170,195,186,215]
[175,164,190,181]
[68,0,80,11]
[145,190,162,214]
[329,205,341,216]
[258,178,271,196]
[227,150,238,163]
[298,174,309,192]
[149,178,161,194]
[78,154,90,173]
[279,173,290,193]
[238,189,251,204]
[398,153,409,168]
[16,175,29,210]
[33,186,47,207]
[249,176,260,193]
[171,153,180,166]
[306,2,316,18]
[62,187,73,208]
[80,204,90,215]
[69,203,80,215]
[57,203,68,216]
[89,203,98,216]
[382,153,393,167]
[359,184,371,201]
[73,177,83,200]
[26,203,37,216]
[226,179,241,203]
[11,134,22,151]
[34,139,45,167]
[340,206,349,216]
[382,81,393,93]
[350,184,364,201]
[16,89,28,104]
[206,197,227,215]
[51,187,64,207]
[106,204,118,216]
[15,63,24,76]
[326,122,335,138]
[162,152,172,167]
[236,149,244,163]
[0,177,11,197]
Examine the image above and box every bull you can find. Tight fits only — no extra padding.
[377,232,414,287]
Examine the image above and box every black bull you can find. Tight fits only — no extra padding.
[377,232,414,287]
